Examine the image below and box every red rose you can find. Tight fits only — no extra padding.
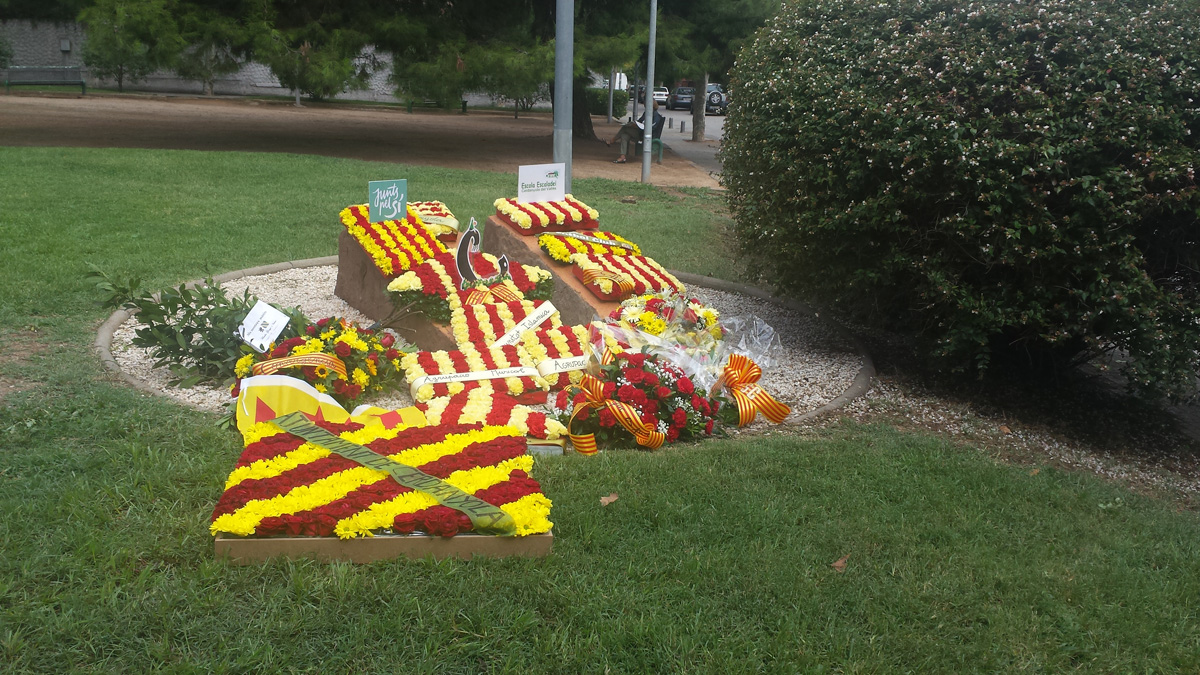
[334,342,352,358]
[317,318,331,328]
[673,408,688,427]
[333,379,346,393]
[677,377,694,395]
[393,512,418,534]
[306,325,317,336]
[385,349,400,360]
[599,409,617,428]
[229,381,241,398]
[367,352,379,364]
[380,333,396,348]
[346,384,363,399]
[656,386,672,399]
[424,508,460,537]
[270,345,289,358]
[661,307,675,321]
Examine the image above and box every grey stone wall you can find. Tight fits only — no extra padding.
[1,19,550,108]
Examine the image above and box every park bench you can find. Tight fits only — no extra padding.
[4,66,87,94]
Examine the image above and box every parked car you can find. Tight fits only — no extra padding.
[667,87,695,110]
[704,83,728,115]
[653,87,669,105]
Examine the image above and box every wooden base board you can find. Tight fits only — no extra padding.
[215,531,552,564]
[482,215,621,326]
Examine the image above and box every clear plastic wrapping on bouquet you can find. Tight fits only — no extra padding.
[713,314,784,372]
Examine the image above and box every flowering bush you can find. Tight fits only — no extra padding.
[236,317,412,405]
[723,0,1200,398]
[551,351,724,448]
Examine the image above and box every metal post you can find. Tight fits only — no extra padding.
[641,0,658,183]
[607,65,615,123]
[553,0,574,192]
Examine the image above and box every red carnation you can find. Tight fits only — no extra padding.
[334,342,352,358]
[624,368,645,384]
[705,419,714,435]
[643,372,659,387]
[677,377,694,395]
[602,381,616,398]
[626,353,647,367]
[641,411,656,425]
[599,409,617,428]
[393,512,418,534]
[425,508,460,537]
[656,385,672,399]
[667,427,680,442]
[617,385,638,402]
[673,408,688,427]
[380,333,396,348]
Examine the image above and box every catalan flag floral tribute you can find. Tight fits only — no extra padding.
[211,421,553,539]
[338,204,446,277]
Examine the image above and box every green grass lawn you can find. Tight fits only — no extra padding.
[2,146,1199,672]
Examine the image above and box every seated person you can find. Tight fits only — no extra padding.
[607,102,664,163]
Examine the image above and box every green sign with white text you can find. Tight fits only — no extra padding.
[368,179,408,223]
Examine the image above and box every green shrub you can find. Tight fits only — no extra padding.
[584,87,630,116]
[722,0,1200,398]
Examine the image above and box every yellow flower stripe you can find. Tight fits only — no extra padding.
[339,204,444,276]
[538,231,641,263]
[502,492,555,537]
[212,426,523,537]
[333,455,540,538]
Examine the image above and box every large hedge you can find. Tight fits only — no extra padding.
[722,0,1200,398]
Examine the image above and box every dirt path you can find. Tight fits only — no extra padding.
[0,93,719,189]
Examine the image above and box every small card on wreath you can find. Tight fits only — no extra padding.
[237,300,290,353]
[368,179,408,223]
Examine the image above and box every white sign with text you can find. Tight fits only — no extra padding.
[517,163,565,203]
[237,300,291,353]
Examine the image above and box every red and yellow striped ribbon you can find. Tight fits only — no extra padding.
[581,268,636,296]
[252,353,348,378]
[723,354,790,427]
[465,283,523,306]
[567,373,665,454]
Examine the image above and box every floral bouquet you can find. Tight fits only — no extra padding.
[550,350,724,451]
[494,195,600,235]
[338,204,446,277]
[570,253,686,301]
[235,317,412,406]
[610,292,723,343]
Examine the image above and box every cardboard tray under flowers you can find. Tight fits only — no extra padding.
[214,531,552,564]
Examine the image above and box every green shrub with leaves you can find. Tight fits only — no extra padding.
[722,0,1200,399]
[89,268,308,387]
[584,87,630,116]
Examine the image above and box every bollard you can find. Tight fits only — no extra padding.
[668,118,673,129]
[681,120,687,134]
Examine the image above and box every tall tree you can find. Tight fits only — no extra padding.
[78,0,183,92]
[246,1,370,105]
[175,2,249,96]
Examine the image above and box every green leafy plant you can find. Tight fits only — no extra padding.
[584,87,630,117]
[87,266,308,387]
[722,0,1200,399]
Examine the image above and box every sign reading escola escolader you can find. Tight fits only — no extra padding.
[517,163,565,203]
[368,179,408,223]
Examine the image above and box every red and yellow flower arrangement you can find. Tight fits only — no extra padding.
[494,195,600,234]
[538,230,641,264]
[399,342,550,404]
[386,251,554,323]
[450,297,562,348]
[211,421,553,539]
[419,387,567,439]
[520,324,591,389]
[550,350,723,450]
[338,204,446,277]
[570,253,686,301]
[235,317,412,406]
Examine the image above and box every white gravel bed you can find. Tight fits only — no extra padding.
[108,266,866,423]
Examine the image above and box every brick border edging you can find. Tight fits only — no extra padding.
[95,258,874,422]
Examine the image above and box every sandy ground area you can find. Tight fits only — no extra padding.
[0,93,719,189]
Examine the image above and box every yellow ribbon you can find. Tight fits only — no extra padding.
[567,373,666,454]
[464,283,523,306]
[581,268,636,297]
[722,354,791,427]
[251,353,348,378]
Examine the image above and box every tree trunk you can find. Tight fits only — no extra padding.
[606,66,615,123]
[691,72,708,142]
[294,88,302,107]
[572,76,595,140]
[117,66,124,93]
[204,79,214,96]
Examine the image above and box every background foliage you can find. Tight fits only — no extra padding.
[722,0,1200,399]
